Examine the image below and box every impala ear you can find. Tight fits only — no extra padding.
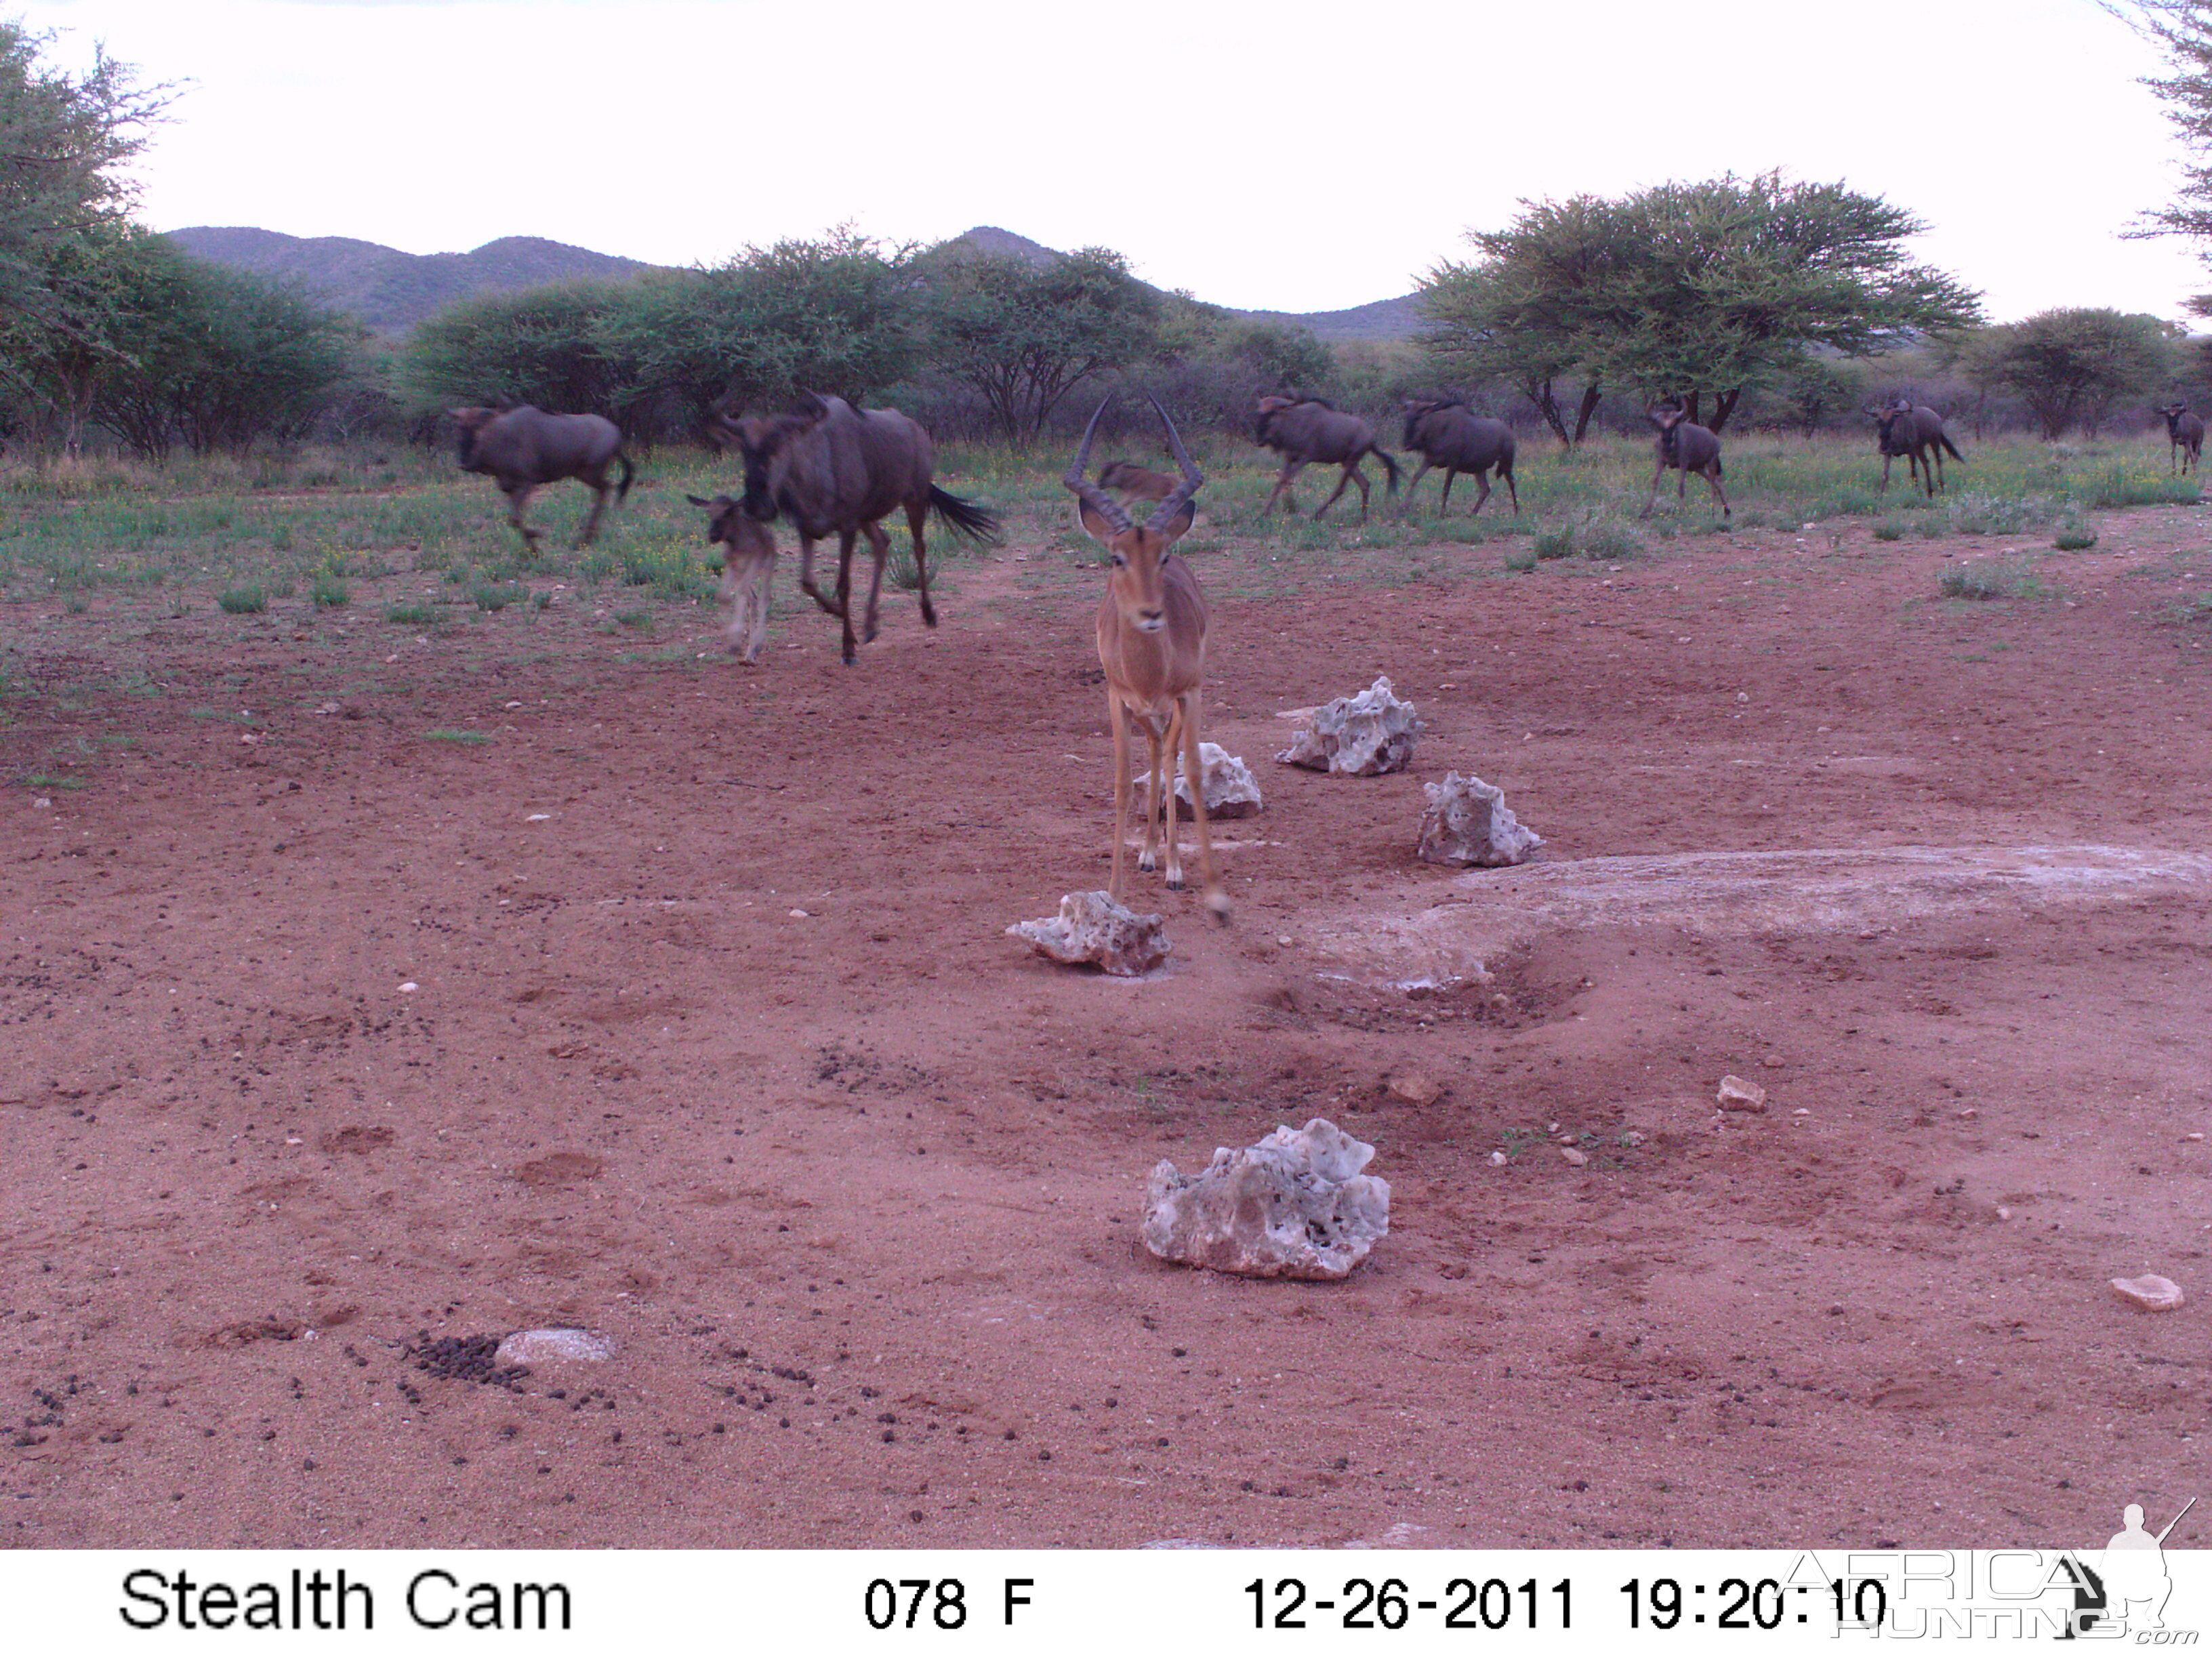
[1074,498,1118,544]
[1156,498,1197,544]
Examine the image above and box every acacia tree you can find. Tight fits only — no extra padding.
[1420,173,1982,436]
[917,246,1158,442]
[1945,309,2183,437]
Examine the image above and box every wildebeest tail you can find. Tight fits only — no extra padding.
[613,451,636,504]
[928,484,1002,545]
[1372,445,1403,495]
[1938,432,1964,463]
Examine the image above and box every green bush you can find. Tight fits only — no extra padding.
[472,581,529,611]
[385,602,438,625]
[311,575,350,608]
[217,586,267,614]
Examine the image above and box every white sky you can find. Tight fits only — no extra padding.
[15,0,2212,323]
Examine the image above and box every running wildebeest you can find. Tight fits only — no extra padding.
[1097,459,1180,504]
[1641,400,1729,518]
[1254,394,1401,520]
[1399,396,1518,516]
[449,404,634,553]
[2158,403,2205,474]
[1869,400,1963,497]
[687,493,778,665]
[720,393,1000,665]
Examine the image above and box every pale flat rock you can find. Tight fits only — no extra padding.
[1386,1073,1439,1106]
[1417,771,1542,867]
[1143,1118,1390,1279]
[495,1328,614,1366]
[2110,1274,2186,1312]
[1008,891,1170,977]
[1277,676,1420,775]
[1717,1075,1769,1112]
[1136,741,1263,820]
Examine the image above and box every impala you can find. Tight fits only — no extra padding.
[1065,396,1227,922]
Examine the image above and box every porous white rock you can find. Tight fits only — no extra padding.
[1277,676,1420,775]
[1717,1075,1768,1113]
[2110,1274,2185,1312]
[495,1328,615,1366]
[1136,741,1263,819]
[1143,1118,1391,1279]
[1416,771,1543,867]
[1008,891,1170,977]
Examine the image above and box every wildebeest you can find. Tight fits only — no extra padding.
[1641,400,1729,518]
[1869,400,1964,497]
[1097,459,1179,504]
[720,393,1000,665]
[2158,403,2205,474]
[449,404,634,553]
[1254,394,1401,519]
[1399,396,1518,516]
[1064,396,1225,920]
[687,493,777,664]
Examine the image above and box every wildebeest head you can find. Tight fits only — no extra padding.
[1401,394,1466,448]
[1254,394,1296,445]
[720,393,832,523]
[449,405,502,471]
[1067,396,1204,635]
[2160,401,2193,430]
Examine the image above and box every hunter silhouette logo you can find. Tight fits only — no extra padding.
[2091,1498,2195,1635]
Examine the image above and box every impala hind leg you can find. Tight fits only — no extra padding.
[1158,707,1185,891]
[904,501,937,627]
[1179,693,1227,922]
[858,520,890,644]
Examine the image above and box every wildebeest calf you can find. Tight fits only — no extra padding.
[2159,403,2205,474]
[1097,459,1181,505]
[450,404,634,553]
[1642,401,1729,518]
[689,493,778,664]
[1870,400,1963,497]
[1400,396,1517,516]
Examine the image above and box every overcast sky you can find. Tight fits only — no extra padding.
[15,0,2212,322]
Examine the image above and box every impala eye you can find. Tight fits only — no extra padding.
[1111,553,1126,567]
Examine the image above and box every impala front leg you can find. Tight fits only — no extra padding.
[1136,714,1168,875]
[1159,705,1185,891]
[1108,688,1133,901]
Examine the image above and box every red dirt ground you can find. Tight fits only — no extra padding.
[3,510,2209,1550]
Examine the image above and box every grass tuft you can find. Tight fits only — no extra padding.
[217,586,267,615]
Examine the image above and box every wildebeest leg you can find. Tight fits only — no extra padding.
[575,472,611,547]
[1927,444,1944,495]
[1315,461,1364,520]
[836,529,859,665]
[1401,459,1435,513]
[1701,464,1732,516]
[858,520,890,644]
[504,484,541,554]
[1500,463,1518,513]
[1437,468,1456,514]
[1879,453,1893,495]
[1640,457,1667,518]
[904,501,937,628]
[1468,470,1492,516]
[720,554,775,663]
[1262,459,1305,514]
[798,535,844,618]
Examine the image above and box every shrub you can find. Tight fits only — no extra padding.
[472,581,529,611]
[311,575,350,608]
[218,586,267,614]
[385,602,437,625]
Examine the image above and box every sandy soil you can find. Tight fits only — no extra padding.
[3,509,2209,1550]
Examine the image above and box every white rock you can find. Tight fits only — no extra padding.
[2110,1274,2186,1312]
[1008,891,1170,977]
[495,1327,615,1366]
[397,981,419,994]
[1416,771,1543,867]
[1276,676,1420,775]
[1717,1075,1767,1112]
[1143,1118,1390,1279]
[1136,741,1263,819]
[1559,1145,1588,1167]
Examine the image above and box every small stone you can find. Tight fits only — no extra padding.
[1736,691,1750,703]
[1620,1130,1645,1147]
[1276,935,1293,948]
[787,908,811,918]
[1996,1206,2012,1221]
[1717,1075,1767,1113]
[1009,891,1170,977]
[1954,1107,1978,1119]
[2110,1275,2185,1313]
[1559,1146,1588,1167]
[495,1328,615,1366]
[1760,1054,1785,1069]
[2188,1133,2205,1143]
[526,812,552,822]
[1276,676,1420,775]
[1387,1074,1440,1107]
[32,797,51,809]
[1416,771,1542,867]
[1489,1150,1508,1166]
[1143,1118,1390,1280]
[397,981,419,994]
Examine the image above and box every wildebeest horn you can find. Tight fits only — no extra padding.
[1064,398,1134,535]
[1143,394,1204,533]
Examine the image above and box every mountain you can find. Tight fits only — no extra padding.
[167,223,1421,342]
[165,228,663,331]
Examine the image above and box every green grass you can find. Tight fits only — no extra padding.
[1938,557,2060,601]
[384,602,438,625]
[424,729,491,744]
[216,586,267,614]
[310,573,350,608]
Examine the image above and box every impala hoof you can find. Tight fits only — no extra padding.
[1165,874,1185,891]
[1136,852,1157,873]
